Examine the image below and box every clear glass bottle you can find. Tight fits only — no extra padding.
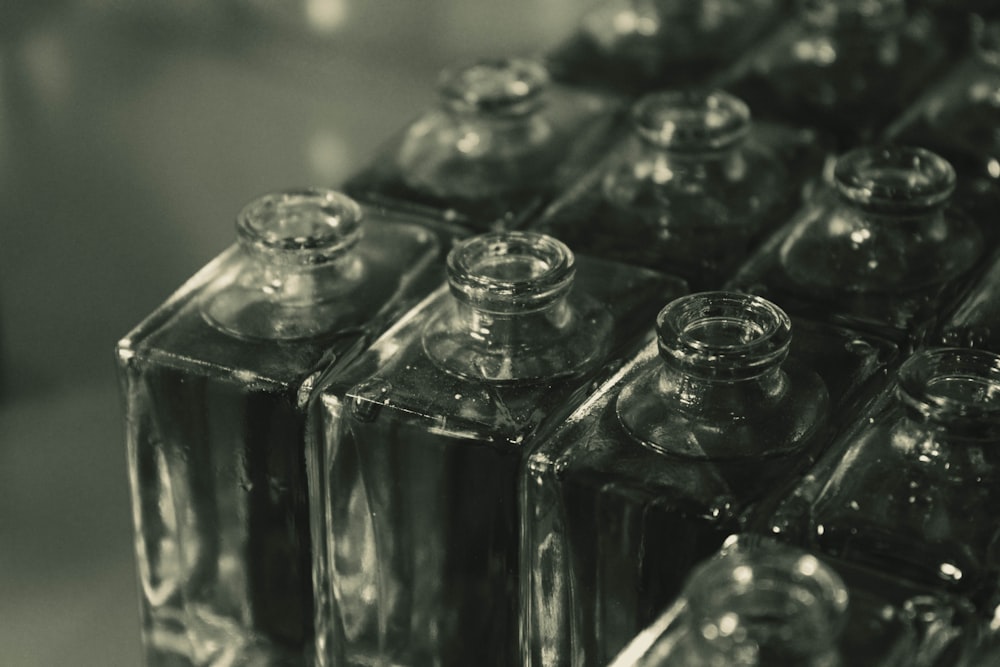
[770,347,1000,607]
[116,189,443,666]
[729,145,985,347]
[546,0,780,95]
[521,291,895,667]
[716,0,949,149]
[610,537,972,667]
[939,252,1000,351]
[532,89,824,290]
[310,231,685,667]
[889,18,1000,187]
[343,58,620,231]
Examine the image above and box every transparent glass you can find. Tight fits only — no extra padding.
[343,58,620,231]
[770,347,1000,607]
[533,90,825,290]
[611,537,972,667]
[521,292,896,666]
[546,0,780,95]
[311,231,686,666]
[940,252,1000,351]
[729,146,985,346]
[717,0,949,148]
[116,189,443,666]
[889,18,1000,186]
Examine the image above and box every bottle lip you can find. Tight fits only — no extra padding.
[973,16,1000,69]
[657,292,791,381]
[631,90,751,153]
[897,347,1000,437]
[447,231,575,314]
[236,189,363,266]
[438,58,549,117]
[798,0,906,31]
[833,145,956,214]
[686,542,849,653]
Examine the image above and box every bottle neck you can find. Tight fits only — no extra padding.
[438,57,549,120]
[798,0,906,33]
[684,543,848,666]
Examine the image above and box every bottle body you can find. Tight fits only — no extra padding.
[547,0,780,95]
[343,58,621,231]
[611,537,972,667]
[939,251,1000,351]
[729,146,986,347]
[116,192,442,666]
[312,233,685,666]
[534,90,824,290]
[770,348,1000,607]
[717,0,949,148]
[521,292,894,667]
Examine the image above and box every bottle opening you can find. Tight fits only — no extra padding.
[438,58,549,117]
[687,544,848,660]
[973,16,1000,70]
[834,146,955,214]
[897,348,1000,437]
[447,232,575,314]
[237,189,363,265]
[798,0,906,31]
[632,90,750,153]
[657,292,791,380]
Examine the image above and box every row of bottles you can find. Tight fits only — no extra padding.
[116,1,1000,665]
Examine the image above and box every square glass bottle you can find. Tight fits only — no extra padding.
[531,89,825,291]
[728,145,990,348]
[521,291,895,667]
[715,0,950,150]
[342,58,622,232]
[544,0,780,96]
[310,231,686,667]
[609,537,974,667]
[116,189,443,666]
[767,347,1000,611]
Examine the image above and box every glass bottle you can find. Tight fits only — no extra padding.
[532,89,824,290]
[521,291,895,667]
[729,145,985,347]
[939,252,1000,351]
[546,0,780,96]
[769,347,1000,607]
[716,0,949,149]
[610,537,972,667]
[343,58,621,231]
[310,231,685,667]
[116,189,443,666]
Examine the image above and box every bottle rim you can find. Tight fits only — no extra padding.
[833,145,956,214]
[438,58,549,117]
[685,542,849,656]
[897,347,1000,437]
[656,292,791,380]
[447,231,575,314]
[631,90,751,153]
[972,16,1000,69]
[798,0,907,31]
[236,189,363,266]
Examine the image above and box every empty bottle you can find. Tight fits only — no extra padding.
[116,189,443,666]
[343,58,620,231]
[311,231,685,666]
[533,89,824,290]
[729,145,985,347]
[546,0,780,95]
[717,0,949,149]
[610,537,972,667]
[770,347,1000,608]
[521,291,895,666]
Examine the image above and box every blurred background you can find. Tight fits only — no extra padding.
[0,2,587,663]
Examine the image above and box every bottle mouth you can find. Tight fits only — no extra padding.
[834,146,956,214]
[237,189,363,265]
[657,292,791,380]
[686,543,849,658]
[798,0,906,31]
[973,16,1000,69]
[897,348,1000,438]
[631,90,750,153]
[438,58,549,117]
[447,231,575,314]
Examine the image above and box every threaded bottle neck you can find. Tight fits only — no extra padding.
[437,58,549,118]
[833,145,955,217]
[631,90,751,156]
